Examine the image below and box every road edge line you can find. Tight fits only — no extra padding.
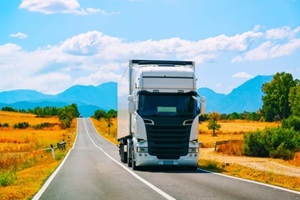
[197,168,300,195]
[32,119,80,200]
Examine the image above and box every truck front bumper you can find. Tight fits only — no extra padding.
[134,152,199,167]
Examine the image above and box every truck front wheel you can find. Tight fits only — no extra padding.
[131,147,137,170]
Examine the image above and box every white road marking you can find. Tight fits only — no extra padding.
[198,166,300,195]
[32,119,80,200]
[84,118,176,200]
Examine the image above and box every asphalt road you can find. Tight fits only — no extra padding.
[34,118,300,200]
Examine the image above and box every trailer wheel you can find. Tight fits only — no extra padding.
[120,142,127,163]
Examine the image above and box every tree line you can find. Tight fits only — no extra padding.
[1,103,80,129]
[92,109,117,135]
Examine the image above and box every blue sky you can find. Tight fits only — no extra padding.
[1,0,300,95]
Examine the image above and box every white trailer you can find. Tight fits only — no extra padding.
[117,60,205,170]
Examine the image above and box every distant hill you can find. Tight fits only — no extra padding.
[0,76,273,116]
[0,90,54,104]
[0,82,117,117]
[198,75,273,113]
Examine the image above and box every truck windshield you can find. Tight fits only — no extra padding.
[138,92,198,117]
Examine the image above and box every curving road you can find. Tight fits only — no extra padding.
[33,118,300,200]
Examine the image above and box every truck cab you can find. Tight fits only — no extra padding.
[118,60,205,170]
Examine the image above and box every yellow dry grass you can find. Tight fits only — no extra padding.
[90,117,118,145]
[198,120,281,147]
[0,111,59,126]
[0,111,77,200]
[199,159,300,191]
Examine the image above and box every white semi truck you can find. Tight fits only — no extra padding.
[117,60,205,170]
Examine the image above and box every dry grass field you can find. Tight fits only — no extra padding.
[91,117,118,145]
[0,111,77,200]
[198,120,281,147]
[197,120,300,191]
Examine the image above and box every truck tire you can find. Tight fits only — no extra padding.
[120,142,127,163]
[131,147,137,170]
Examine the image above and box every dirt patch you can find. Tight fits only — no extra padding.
[200,148,300,177]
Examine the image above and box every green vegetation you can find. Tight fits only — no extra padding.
[223,111,261,121]
[206,72,300,161]
[58,104,80,128]
[244,127,300,159]
[0,170,17,187]
[242,72,300,160]
[13,122,30,129]
[261,72,299,122]
[0,122,9,127]
[92,109,117,135]
[207,112,221,136]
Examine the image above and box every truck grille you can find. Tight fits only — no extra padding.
[146,122,191,159]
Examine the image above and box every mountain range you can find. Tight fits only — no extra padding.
[0,75,273,117]
[197,75,273,114]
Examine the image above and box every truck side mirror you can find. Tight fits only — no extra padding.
[128,95,135,114]
[200,97,206,116]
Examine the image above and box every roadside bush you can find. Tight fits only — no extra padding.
[243,127,300,159]
[0,170,17,187]
[243,130,268,157]
[282,116,300,131]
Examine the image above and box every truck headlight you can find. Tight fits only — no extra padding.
[137,147,148,153]
[188,147,198,153]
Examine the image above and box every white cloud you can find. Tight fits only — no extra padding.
[232,72,253,78]
[232,26,300,62]
[266,26,300,40]
[0,27,298,94]
[232,39,300,62]
[19,0,119,15]
[252,25,260,32]
[9,32,28,39]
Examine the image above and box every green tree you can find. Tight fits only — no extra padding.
[289,83,300,117]
[229,112,240,120]
[105,109,117,135]
[207,112,221,136]
[58,104,80,128]
[94,110,106,120]
[58,109,73,128]
[1,106,16,112]
[261,72,297,121]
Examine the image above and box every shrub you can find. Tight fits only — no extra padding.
[13,122,30,129]
[243,127,300,159]
[33,122,53,129]
[0,170,17,187]
[243,130,268,157]
[282,116,300,131]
